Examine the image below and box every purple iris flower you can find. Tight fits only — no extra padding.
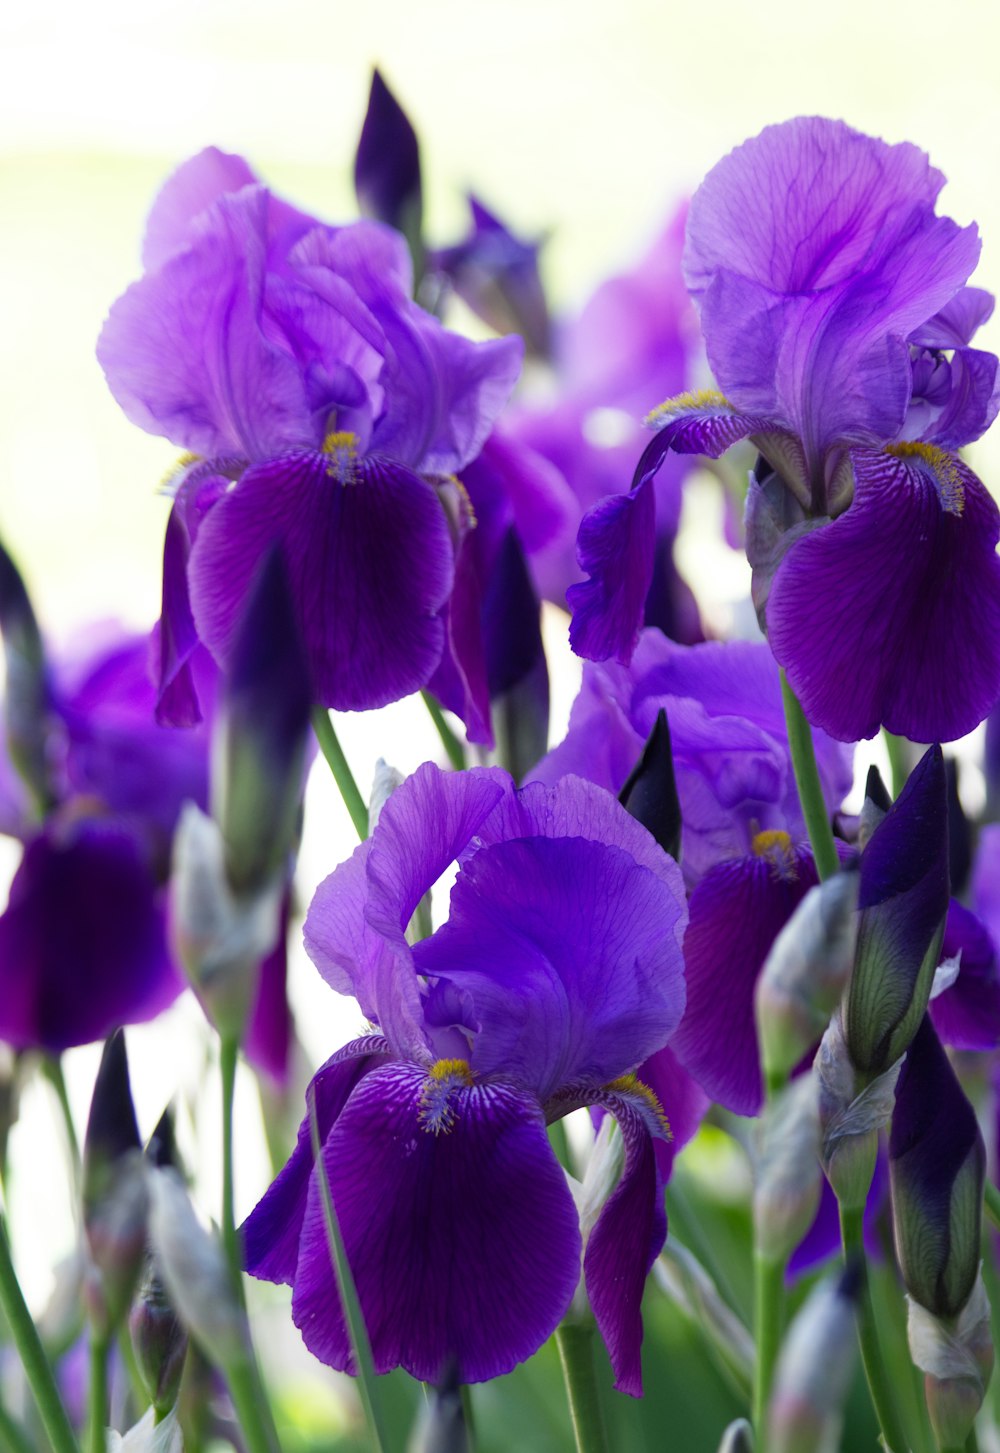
[510,204,704,643]
[242,762,688,1393]
[97,149,522,727]
[570,118,1000,743]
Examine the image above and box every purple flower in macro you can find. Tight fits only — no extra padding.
[243,763,688,1393]
[97,149,522,727]
[570,118,1000,743]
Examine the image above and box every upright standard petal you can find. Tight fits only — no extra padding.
[188,448,455,711]
[766,447,1000,742]
[290,1062,580,1383]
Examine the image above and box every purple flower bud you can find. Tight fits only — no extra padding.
[857,764,891,850]
[129,1258,187,1417]
[618,709,681,862]
[436,196,551,358]
[889,1016,985,1318]
[0,537,51,815]
[844,744,950,1077]
[82,1031,147,1335]
[354,70,423,264]
[212,548,311,896]
[767,1263,860,1453]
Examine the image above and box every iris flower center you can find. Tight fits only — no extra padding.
[885,441,965,516]
[645,388,732,428]
[322,430,360,485]
[419,1058,476,1135]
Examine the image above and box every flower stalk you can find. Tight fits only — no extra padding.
[311,707,369,838]
[778,672,839,881]
[839,1204,909,1453]
[0,1213,79,1453]
[555,1322,609,1453]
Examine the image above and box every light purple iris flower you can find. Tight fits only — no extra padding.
[570,118,1000,743]
[97,149,522,726]
[509,205,704,642]
[242,762,688,1393]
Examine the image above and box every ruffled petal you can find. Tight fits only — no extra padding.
[188,449,455,712]
[671,845,820,1116]
[910,288,995,349]
[567,464,655,664]
[0,818,182,1052]
[414,833,686,1099]
[913,346,1000,450]
[290,1062,580,1382]
[930,900,1000,1051]
[142,148,258,269]
[584,1081,668,1396]
[767,447,1000,742]
[153,469,228,728]
[242,1036,390,1284]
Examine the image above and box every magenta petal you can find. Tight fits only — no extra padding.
[0,819,182,1052]
[568,467,655,664]
[671,847,819,1116]
[584,1084,667,1396]
[767,448,1000,742]
[242,1036,390,1285]
[291,1063,580,1382]
[188,449,454,711]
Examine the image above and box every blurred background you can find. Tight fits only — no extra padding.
[0,0,996,1445]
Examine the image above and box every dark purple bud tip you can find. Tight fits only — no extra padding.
[84,1030,141,1170]
[845,744,949,1076]
[889,1016,984,1318]
[946,759,972,896]
[619,710,682,861]
[145,1105,180,1172]
[354,69,423,246]
[412,1356,469,1453]
[864,765,892,815]
[215,547,312,895]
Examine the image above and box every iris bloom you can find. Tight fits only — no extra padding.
[243,763,688,1392]
[97,149,522,727]
[569,118,1000,743]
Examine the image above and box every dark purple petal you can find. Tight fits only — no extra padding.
[291,1062,580,1382]
[426,490,493,747]
[929,900,1000,1051]
[188,449,454,712]
[99,187,318,461]
[242,1036,390,1284]
[154,469,228,728]
[243,894,294,1086]
[767,447,1000,742]
[567,466,655,664]
[0,817,182,1052]
[585,1081,668,1396]
[644,395,778,456]
[414,833,686,1100]
[671,845,820,1116]
[353,71,422,238]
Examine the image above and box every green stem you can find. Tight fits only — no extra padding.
[41,1057,81,1192]
[421,691,465,771]
[219,1037,243,1303]
[311,707,368,838]
[779,671,839,881]
[983,1179,1000,1234]
[224,1353,282,1453]
[0,1216,78,1453]
[87,1335,109,1453]
[965,1431,980,1453]
[555,1323,609,1453]
[839,1204,908,1453]
[0,1402,37,1453]
[752,1251,784,1441]
[460,1384,477,1451]
[883,730,908,799]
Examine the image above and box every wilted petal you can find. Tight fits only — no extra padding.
[767,447,1000,742]
[188,449,454,711]
[291,1063,580,1382]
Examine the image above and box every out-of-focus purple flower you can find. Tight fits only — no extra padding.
[532,630,853,886]
[510,205,704,642]
[435,195,551,359]
[243,763,688,1394]
[570,119,1000,743]
[98,149,522,728]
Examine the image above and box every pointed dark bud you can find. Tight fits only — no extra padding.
[619,710,682,860]
[857,765,891,850]
[354,70,423,273]
[889,1016,985,1319]
[145,1105,180,1172]
[408,1358,469,1453]
[844,744,949,1077]
[945,759,972,896]
[485,527,549,781]
[434,195,551,358]
[82,1031,147,1334]
[0,537,52,815]
[213,548,312,896]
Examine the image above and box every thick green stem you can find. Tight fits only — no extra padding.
[983,1179,1000,1234]
[555,1323,609,1453]
[219,1037,243,1303]
[42,1057,81,1192]
[0,1402,37,1453]
[839,1205,908,1453]
[224,1353,282,1453]
[752,1251,784,1441]
[87,1335,109,1453]
[0,1216,78,1453]
[779,671,839,881]
[311,708,368,839]
[964,1431,980,1453]
[883,730,908,799]
[421,691,465,771]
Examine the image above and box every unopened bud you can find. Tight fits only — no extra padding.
[619,709,682,861]
[212,548,311,896]
[435,196,551,358]
[909,1273,994,1449]
[354,70,423,273]
[170,803,283,1041]
[756,871,858,1086]
[857,764,891,850]
[129,1259,187,1417]
[146,1167,246,1370]
[407,1359,469,1453]
[716,1420,753,1453]
[767,1263,860,1453]
[369,759,405,833]
[844,745,949,1078]
[754,1076,822,1261]
[815,1015,898,1211]
[890,1017,984,1319]
[82,1032,147,1335]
